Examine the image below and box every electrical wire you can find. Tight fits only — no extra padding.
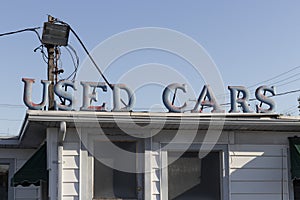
[268,72,300,86]
[64,45,79,80]
[54,18,113,90]
[34,45,48,64]
[0,27,42,42]
[0,118,22,122]
[68,45,79,80]
[215,65,300,100]
[276,77,300,88]
[218,88,300,106]
[0,104,24,108]
[63,46,77,80]
[279,104,298,114]
[69,27,112,89]
[247,65,300,89]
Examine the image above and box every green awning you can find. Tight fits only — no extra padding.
[11,143,48,187]
[289,137,300,179]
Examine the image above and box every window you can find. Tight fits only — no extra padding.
[167,151,221,200]
[0,164,9,200]
[293,180,300,200]
[93,141,143,200]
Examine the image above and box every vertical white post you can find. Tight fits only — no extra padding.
[47,128,58,200]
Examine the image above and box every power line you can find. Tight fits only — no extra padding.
[218,88,300,106]
[54,18,113,90]
[276,77,300,88]
[279,104,298,114]
[64,45,79,80]
[266,71,300,87]
[247,65,300,89]
[0,104,24,108]
[0,27,42,42]
[216,65,300,99]
[0,118,22,122]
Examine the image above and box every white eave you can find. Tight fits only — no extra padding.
[1,110,300,148]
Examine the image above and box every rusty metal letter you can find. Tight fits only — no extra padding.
[255,86,276,113]
[162,83,187,113]
[112,84,136,111]
[191,85,224,113]
[228,86,252,113]
[22,78,50,110]
[54,80,76,111]
[80,82,107,111]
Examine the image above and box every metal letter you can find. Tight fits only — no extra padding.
[228,86,252,113]
[22,78,50,110]
[80,82,107,111]
[191,85,224,113]
[255,86,276,113]
[162,83,187,113]
[54,80,76,111]
[112,84,136,111]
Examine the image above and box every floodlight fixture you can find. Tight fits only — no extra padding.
[42,22,70,46]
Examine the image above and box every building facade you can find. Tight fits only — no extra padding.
[1,110,300,200]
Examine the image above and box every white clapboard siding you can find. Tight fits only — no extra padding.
[230,145,287,156]
[152,151,160,199]
[15,186,39,199]
[231,194,289,200]
[230,169,288,181]
[63,142,80,198]
[62,196,79,200]
[231,181,288,193]
[230,144,289,200]
[63,156,79,169]
[230,156,287,169]
[63,169,79,182]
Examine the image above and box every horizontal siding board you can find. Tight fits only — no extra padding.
[15,198,39,200]
[15,187,39,198]
[230,156,287,169]
[231,181,288,194]
[63,182,79,196]
[63,155,79,169]
[63,143,79,156]
[152,181,160,194]
[231,194,288,200]
[63,169,79,182]
[230,145,286,156]
[230,169,288,181]
[62,196,79,200]
[152,194,160,200]
[152,170,159,181]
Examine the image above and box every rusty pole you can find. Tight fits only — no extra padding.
[46,16,55,110]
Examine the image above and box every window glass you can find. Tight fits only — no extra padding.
[94,142,137,199]
[0,164,9,200]
[293,179,300,200]
[168,151,220,200]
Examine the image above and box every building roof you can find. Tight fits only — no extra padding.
[1,110,300,148]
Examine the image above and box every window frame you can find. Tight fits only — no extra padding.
[90,134,145,200]
[0,158,15,200]
[160,143,229,200]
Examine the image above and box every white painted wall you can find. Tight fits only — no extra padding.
[229,145,289,200]
[56,128,298,200]
[62,129,81,200]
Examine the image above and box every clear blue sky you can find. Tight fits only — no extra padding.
[1,1,300,135]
